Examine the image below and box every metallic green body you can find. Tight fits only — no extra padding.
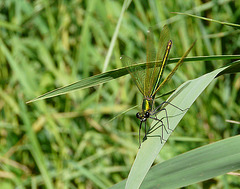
[137,98,154,120]
[142,98,153,113]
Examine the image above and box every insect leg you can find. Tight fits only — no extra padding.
[152,101,186,115]
[146,116,167,143]
[152,107,172,132]
[139,121,143,148]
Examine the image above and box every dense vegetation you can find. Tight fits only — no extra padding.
[1,0,239,188]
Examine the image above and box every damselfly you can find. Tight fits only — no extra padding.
[120,25,195,147]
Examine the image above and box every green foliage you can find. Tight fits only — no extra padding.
[112,135,240,189]
[123,62,240,189]
[0,0,240,188]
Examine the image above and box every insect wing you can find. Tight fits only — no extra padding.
[120,55,145,95]
[147,25,171,97]
[144,27,156,97]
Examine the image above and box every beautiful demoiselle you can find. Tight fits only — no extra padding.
[120,25,195,147]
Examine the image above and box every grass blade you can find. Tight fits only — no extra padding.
[123,61,240,189]
[172,12,240,28]
[110,135,240,189]
[26,55,240,103]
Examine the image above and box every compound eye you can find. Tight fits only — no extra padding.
[145,112,150,118]
[136,112,140,119]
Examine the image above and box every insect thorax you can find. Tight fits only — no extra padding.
[136,98,153,121]
[142,98,153,113]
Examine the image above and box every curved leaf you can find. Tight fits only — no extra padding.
[26,55,240,103]
[113,61,240,189]
[110,135,240,189]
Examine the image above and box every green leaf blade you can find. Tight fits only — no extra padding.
[110,61,240,189]
[110,135,240,189]
[26,55,240,103]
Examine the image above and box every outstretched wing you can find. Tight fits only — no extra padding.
[121,25,172,98]
[120,55,145,95]
[146,25,171,97]
[144,27,156,97]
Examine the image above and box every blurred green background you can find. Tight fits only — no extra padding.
[0,0,240,188]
